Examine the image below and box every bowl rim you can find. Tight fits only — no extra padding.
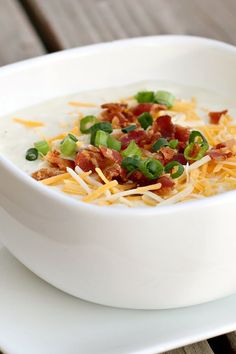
[1,34,236,216]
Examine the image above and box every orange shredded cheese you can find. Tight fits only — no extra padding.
[13,117,45,127]
[68,101,98,108]
[41,173,70,185]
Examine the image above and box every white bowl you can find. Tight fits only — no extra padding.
[1,36,236,309]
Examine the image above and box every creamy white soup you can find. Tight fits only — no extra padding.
[1,81,236,207]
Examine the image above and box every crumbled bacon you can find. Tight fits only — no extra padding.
[132,103,152,116]
[160,146,176,163]
[32,168,63,181]
[120,130,148,149]
[45,150,74,171]
[171,152,187,165]
[75,147,105,172]
[76,146,127,181]
[99,146,122,164]
[132,103,166,117]
[208,139,235,161]
[103,164,127,181]
[101,103,135,128]
[156,176,175,195]
[152,115,175,138]
[209,110,228,124]
[174,125,190,143]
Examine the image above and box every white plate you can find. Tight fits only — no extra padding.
[1,244,236,354]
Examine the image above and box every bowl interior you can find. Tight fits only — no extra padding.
[0,36,236,116]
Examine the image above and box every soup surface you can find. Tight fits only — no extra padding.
[1,81,236,207]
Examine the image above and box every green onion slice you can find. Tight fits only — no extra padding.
[94,130,108,148]
[169,139,179,149]
[184,142,208,161]
[68,133,78,142]
[139,158,164,180]
[90,122,113,144]
[135,91,155,103]
[121,125,137,133]
[25,148,38,161]
[189,130,208,147]
[165,161,184,179]
[155,90,175,108]
[34,140,50,156]
[107,135,121,151]
[60,135,77,156]
[121,156,140,172]
[122,140,142,158]
[152,138,169,152]
[80,115,97,134]
[138,112,153,130]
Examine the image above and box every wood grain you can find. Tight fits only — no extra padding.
[21,0,236,50]
[0,0,45,65]
[164,340,214,354]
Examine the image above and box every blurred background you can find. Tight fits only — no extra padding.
[1,0,236,67]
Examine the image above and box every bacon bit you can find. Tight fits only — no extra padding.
[208,139,235,161]
[174,125,190,142]
[32,168,64,181]
[215,139,235,149]
[171,152,187,165]
[150,103,167,117]
[120,129,148,149]
[99,146,122,163]
[45,150,75,171]
[156,176,175,196]
[208,149,233,160]
[209,110,228,124]
[101,103,135,128]
[75,148,105,172]
[160,146,176,163]
[153,115,175,138]
[103,164,126,181]
[132,103,152,116]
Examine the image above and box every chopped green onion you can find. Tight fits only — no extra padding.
[80,115,97,134]
[135,91,155,103]
[165,161,184,179]
[121,125,137,133]
[107,135,121,151]
[122,140,142,158]
[155,90,175,108]
[25,148,38,161]
[34,140,50,156]
[152,138,169,152]
[94,130,108,147]
[138,112,153,130]
[184,142,208,161]
[60,136,77,156]
[121,156,140,172]
[169,139,179,149]
[189,130,208,147]
[68,133,78,142]
[90,122,113,144]
[139,158,164,179]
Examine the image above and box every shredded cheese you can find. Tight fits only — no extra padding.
[83,180,118,202]
[13,117,45,127]
[66,167,91,194]
[40,173,70,185]
[68,101,98,108]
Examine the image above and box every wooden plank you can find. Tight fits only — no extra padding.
[0,0,45,66]
[226,331,236,351]
[164,340,214,354]
[21,0,236,50]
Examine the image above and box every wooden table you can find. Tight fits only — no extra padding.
[1,0,236,353]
